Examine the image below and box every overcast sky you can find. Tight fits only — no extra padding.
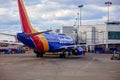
[0,0,120,40]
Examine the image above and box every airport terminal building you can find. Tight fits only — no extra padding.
[62,21,120,53]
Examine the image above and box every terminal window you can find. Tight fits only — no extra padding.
[108,31,120,40]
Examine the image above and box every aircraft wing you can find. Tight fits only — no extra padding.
[58,44,84,50]
[7,42,23,45]
[58,45,84,56]
[0,33,16,36]
[0,40,23,45]
[0,30,52,37]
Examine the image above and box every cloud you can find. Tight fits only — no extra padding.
[40,9,75,20]
[0,0,19,25]
[0,0,120,36]
[0,8,7,15]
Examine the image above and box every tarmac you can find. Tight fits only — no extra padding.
[0,52,120,80]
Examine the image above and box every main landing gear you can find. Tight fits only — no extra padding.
[59,50,66,58]
[36,52,44,57]
[59,53,66,58]
[34,50,44,58]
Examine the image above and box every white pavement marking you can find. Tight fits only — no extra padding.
[81,57,97,70]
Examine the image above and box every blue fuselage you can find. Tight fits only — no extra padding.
[43,33,75,51]
[17,32,75,52]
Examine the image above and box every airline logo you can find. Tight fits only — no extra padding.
[18,0,49,51]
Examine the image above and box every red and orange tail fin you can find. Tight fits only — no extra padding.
[18,0,36,34]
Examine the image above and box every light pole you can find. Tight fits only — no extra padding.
[77,12,79,27]
[78,5,83,26]
[105,1,112,22]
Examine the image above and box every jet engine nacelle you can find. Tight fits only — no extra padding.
[72,46,84,55]
[76,46,84,55]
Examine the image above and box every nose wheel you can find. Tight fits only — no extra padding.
[59,53,66,58]
[59,50,66,58]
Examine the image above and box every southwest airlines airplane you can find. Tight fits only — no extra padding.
[2,0,85,58]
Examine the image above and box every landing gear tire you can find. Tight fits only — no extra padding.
[36,53,40,57]
[40,52,44,57]
[72,49,77,55]
[36,52,43,57]
[59,53,66,58]
[34,50,44,58]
